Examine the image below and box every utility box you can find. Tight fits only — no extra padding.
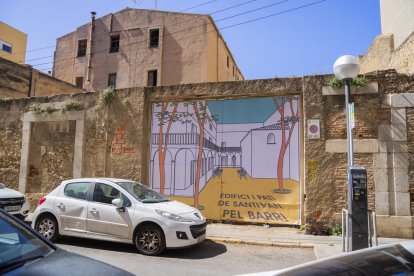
[349,166,369,251]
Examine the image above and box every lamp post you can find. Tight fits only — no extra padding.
[333,55,361,251]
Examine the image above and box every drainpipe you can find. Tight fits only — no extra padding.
[87,11,96,86]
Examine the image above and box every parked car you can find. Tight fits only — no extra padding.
[32,178,207,256]
[239,241,414,275]
[0,183,30,219]
[0,207,133,275]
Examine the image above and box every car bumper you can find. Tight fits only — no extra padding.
[163,221,207,248]
[6,200,30,218]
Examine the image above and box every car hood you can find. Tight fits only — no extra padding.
[9,248,133,276]
[145,200,205,222]
[0,187,24,198]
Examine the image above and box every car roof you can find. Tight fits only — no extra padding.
[61,178,141,185]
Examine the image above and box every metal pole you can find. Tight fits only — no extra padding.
[342,209,345,252]
[345,79,353,251]
[367,211,372,247]
[373,211,378,246]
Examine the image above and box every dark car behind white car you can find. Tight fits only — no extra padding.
[0,208,133,275]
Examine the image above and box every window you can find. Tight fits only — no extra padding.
[93,183,120,205]
[226,56,229,68]
[108,73,117,87]
[147,70,157,87]
[64,182,89,200]
[149,28,160,48]
[1,40,12,53]
[77,39,87,57]
[267,133,276,144]
[233,66,235,76]
[232,156,236,167]
[75,77,83,89]
[109,34,120,53]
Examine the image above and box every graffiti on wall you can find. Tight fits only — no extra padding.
[149,96,301,224]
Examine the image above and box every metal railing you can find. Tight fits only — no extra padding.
[341,209,378,252]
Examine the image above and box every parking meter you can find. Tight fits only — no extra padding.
[349,166,368,251]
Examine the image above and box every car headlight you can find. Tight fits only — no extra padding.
[155,209,192,222]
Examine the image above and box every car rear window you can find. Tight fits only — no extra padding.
[64,182,89,200]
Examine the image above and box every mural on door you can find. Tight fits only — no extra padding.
[149,96,301,224]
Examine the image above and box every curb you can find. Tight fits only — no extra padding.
[206,236,314,249]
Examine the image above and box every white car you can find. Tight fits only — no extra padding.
[32,178,207,255]
[0,183,30,219]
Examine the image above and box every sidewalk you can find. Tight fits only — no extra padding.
[205,223,409,259]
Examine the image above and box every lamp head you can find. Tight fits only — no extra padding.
[333,55,360,80]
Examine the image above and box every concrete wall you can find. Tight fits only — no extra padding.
[0,21,27,63]
[53,9,244,92]
[1,72,414,237]
[380,0,414,49]
[0,57,85,99]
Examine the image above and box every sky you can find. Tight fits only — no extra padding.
[1,0,381,79]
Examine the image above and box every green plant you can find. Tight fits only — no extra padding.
[62,99,82,112]
[100,86,116,105]
[45,106,57,114]
[329,76,369,88]
[28,103,44,114]
[331,224,343,236]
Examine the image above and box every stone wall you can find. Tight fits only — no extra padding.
[0,72,413,237]
[360,33,414,76]
[0,57,84,99]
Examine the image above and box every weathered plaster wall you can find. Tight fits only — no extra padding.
[0,57,84,99]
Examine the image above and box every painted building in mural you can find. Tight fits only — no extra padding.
[149,96,301,224]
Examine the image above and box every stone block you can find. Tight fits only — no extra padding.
[378,125,392,141]
[391,108,406,125]
[375,192,390,215]
[325,139,379,153]
[373,169,389,192]
[373,153,388,169]
[387,93,414,108]
[376,215,413,238]
[389,168,409,192]
[386,141,408,153]
[392,153,409,169]
[391,123,407,141]
[394,192,411,216]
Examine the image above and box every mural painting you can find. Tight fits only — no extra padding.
[149,96,301,224]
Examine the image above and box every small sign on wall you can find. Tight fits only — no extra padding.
[307,119,320,139]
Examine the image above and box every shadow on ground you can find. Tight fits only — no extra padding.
[56,237,227,259]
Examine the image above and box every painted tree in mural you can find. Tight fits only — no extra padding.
[272,96,300,193]
[182,100,217,209]
[154,102,179,194]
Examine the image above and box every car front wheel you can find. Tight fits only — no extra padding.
[35,214,59,242]
[135,224,165,256]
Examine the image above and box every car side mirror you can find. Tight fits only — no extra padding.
[112,198,122,207]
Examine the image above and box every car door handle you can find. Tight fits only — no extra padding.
[89,208,99,214]
[56,203,65,209]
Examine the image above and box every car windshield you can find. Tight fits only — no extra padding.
[0,211,54,273]
[117,181,170,203]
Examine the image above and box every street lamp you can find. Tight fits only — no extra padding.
[334,55,365,252]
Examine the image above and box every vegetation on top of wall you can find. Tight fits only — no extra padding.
[28,103,44,115]
[45,106,58,114]
[62,99,82,112]
[0,97,13,102]
[329,76,369,88]
[100,86,116,105]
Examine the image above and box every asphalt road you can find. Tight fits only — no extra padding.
[56,237,316,276]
